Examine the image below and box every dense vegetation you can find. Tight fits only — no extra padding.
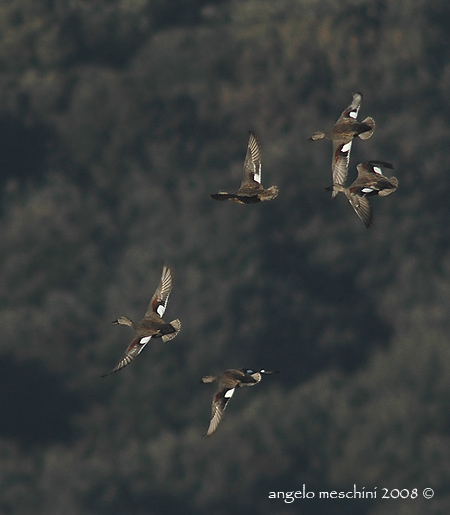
[1,0,450,513]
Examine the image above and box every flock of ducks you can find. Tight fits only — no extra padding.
[309,91,398,228]
[103,92,398,436]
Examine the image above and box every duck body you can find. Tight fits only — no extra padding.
[134,313,179,339]
[201,368,278,437]
[212,184,278,204]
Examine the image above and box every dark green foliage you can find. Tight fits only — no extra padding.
[0,354,79,446]
[0,0,449,513]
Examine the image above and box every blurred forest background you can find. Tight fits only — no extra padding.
[1,0,450,513]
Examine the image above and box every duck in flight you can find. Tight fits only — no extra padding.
[103,263,181,376]
[309,92,375,197]
[211,131,278,204]
[201,368,278,437]
[326,160,398,228]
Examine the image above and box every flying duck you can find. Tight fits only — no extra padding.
[201,368,278,436]
[211,131,278,204]
[326,160,398,228]
[103,263,181,376]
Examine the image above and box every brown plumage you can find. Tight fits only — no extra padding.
[201,368,278,437]
[326,160,398,228]
[309,92,376,197]
[102,263,181,376]
[211,131,279,204]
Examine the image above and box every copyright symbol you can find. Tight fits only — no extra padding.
[423,488,434,499]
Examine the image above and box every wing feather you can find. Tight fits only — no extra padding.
[205,388,235,437]
[146,264,173,318]
[242,131,262,185]
[348,194,373,228]
[331,140,352,196]
[337,91,362,121]
[102,335,150,376]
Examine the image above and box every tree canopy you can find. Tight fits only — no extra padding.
[0,0,449,513]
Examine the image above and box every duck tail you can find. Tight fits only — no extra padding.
[389,176,399,189]
[325,184,344,198]
[162,319,181,342]
[378,176,399,196]
[260,185,279,201]
[358,117,375,140]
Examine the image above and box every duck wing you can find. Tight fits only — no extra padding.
[356,160,393,178]
[205,387,236,437]
[146,264,174,318]
[102,334,152,376]
[336,91,362,122]
[331,139,352,195]
[241,131,262,186]
[347,193,373,228]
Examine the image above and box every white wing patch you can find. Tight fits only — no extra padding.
[140,335,152,345]
[341,141,352,153]
[348,102,360,119]
[254,164,261,184]
[224,388,235,399]
[373,166,382,175]
[362,187,374,194]
[157,304,166,317]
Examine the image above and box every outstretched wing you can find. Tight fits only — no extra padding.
[102,335,152,376]
[348,194,373,228]
[331,140,352,195]
[241,131,262,186]
[337,91,362,122]
[356,160,393,178]
[146,264,173,318]
[205,387,235,437]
